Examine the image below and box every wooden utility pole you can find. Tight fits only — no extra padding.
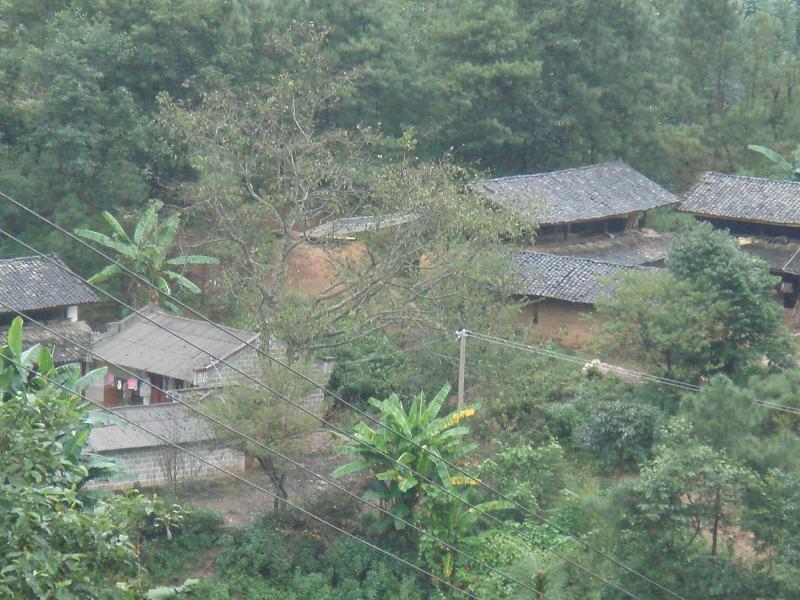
[457,329,466,409]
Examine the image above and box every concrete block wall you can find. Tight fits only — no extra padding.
[86,442,245,491]
[196,347,264,388]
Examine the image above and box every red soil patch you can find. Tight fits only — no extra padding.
[284,240,368,296]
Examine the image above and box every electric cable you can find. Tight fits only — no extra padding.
[1,196,679,599]
[1,355,482,600]
[0,303,549,599]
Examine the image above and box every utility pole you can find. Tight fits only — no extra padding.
[457,329,466,409]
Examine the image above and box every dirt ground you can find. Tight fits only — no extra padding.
[173,431,353,527]
[284,239,367,296]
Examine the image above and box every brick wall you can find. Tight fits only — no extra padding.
[85,442,245,491]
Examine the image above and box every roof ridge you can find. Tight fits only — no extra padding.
[0,252,61,263]
[702,171,800,185]
[116,303,258,337]
[480,160,626,184]
[514,249,654,270]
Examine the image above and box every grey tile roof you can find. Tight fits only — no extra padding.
[680,172,800,226]
[0,254,99,313]
[476,161,678,226]
[512,251,655,304]
[534,230,672,266]
[88,403,214,452]
[0,320,94,364]
[91,304,259,382]
[305,213,418,240]
[737,237,800,275]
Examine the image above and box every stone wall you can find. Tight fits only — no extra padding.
[86,442,245,491]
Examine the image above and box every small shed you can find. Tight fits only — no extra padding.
[87,304,261,407]
[512,251,654,346]
[86,403,245,490]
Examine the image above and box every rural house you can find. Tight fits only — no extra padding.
[478,162,675,345]
[476,161,678,243]
[0,254,98,365]
[512,251,654,347]
[680,173,800,308]
[86,303,262,407]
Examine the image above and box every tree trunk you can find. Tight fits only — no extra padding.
[257,456,289,511]
[711,489,721,557]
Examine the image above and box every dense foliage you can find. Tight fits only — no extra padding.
[6,1,800,263]
[596,222,796,381]
[0,319,184,598]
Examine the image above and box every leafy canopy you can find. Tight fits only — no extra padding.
[595,223,794,381]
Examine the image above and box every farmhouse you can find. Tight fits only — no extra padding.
[0,254,98,364]
[512,251,654,347]
[476,161,678,242]
[86,303,262,407]
[680,173,800,308]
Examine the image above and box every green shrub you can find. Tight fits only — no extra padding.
[575,400,663,469]
[141,507,224,585]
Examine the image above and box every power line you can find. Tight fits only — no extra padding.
[1,355,482,600]
[0,232,639,600]
[465,330,701,392]
[0,303,548,599]
[0,198,673,599]
[465,329,800,417]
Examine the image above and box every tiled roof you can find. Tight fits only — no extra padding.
[512,251,655,304]
[680,172,800,226]
[737,237,800,275]
[534,230,672,266]
[0,254,98,313]
[91,304,259,382]
[0,320,94,364]
[88,404,214,452]
[305,213,417,240]
[476,161,677,226]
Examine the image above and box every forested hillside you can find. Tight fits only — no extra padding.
[3,0,800,263]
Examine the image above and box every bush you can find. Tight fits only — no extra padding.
[141,507,224,585]
[201,522,437,600]
[575,400,663,469]
[327,334,454,412]
[488,440,566,510]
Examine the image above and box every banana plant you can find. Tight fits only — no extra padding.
[332,383,481,530]
[0,317,116,488]
[747,144,800,180]
[75,200,218,312]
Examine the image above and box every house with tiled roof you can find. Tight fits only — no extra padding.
[512,251,654,346]
[680,172,800,235]
[680,173,800,308]
[476,161,678,242]
[0,254,99,364]
[86,303,262,407]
